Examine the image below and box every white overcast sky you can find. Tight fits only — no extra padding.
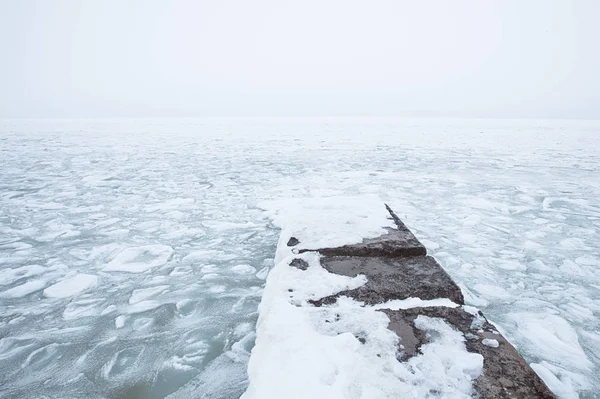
[1,0,599,118]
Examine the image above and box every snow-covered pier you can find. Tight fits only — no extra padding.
[243,196,556,398]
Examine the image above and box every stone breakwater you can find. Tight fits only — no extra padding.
[243,199,556,399]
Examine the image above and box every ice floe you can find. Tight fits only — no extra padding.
[103,245,174,273]
[43,274,99,298]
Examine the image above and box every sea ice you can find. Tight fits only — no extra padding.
[43,274,99,298]
[129,285,169,304]
[0,280,46,299]
[103,245,173,273]
[2,118,600,398]
[0,265,45,286]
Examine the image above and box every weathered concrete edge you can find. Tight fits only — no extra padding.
[310,255,465,306]
[290,204,427,258]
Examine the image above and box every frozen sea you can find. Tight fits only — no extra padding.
[0,118,599,399]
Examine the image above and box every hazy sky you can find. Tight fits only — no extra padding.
[1,0,599,118]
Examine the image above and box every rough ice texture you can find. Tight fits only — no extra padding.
[102,245,174,273]
[1,118,599,398]
[0,265,45,286]
[0,280,46,299]
[43,274,98,298]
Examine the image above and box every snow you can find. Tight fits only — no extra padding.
[231,264,257,274]
[43,274,99,298]
[482,338,499,348]
[1,117,600,398]
[372,297,459,310]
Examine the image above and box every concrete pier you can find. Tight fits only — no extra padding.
[244,200,556,399]
[292,205,555,398]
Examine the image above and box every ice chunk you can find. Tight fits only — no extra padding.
[530,362,585,399]
[472,283,511,300]
[21,343,63,370]
[63,298,104,320]
[208,285,227,294]
[482,338,499,348]
[506,313,592,372]
[129,285,169,304]
[0,280,46,298]
[100,305,117,316]
[255,266,270,280]
[115,315,126,329]
[126,300,162,314]
[0,265,45,286]
[103,245,173,273]
[231,264,257,274]
[43,274,99,298]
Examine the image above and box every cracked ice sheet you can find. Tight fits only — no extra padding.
[243,249,481,399]
[1,117,600,398]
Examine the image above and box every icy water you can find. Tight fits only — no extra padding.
[1,118,599,399]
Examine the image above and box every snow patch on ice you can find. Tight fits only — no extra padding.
[482,338,499,348]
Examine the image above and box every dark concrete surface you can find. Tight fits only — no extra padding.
[301,226,427,257]
[311,256,464,306]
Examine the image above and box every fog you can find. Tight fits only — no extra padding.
[1,0,598,118]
